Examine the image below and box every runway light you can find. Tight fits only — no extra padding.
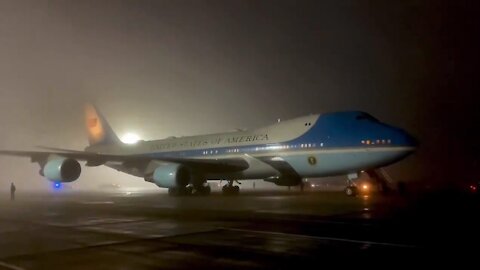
[121,133,140,144]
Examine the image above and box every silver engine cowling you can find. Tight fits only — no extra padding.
[145,163,191,188]
[42,158,81,182]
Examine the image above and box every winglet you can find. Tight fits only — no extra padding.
[85,104,121,146]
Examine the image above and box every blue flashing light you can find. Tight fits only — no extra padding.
[53,182,62,189]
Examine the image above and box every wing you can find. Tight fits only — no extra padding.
[0,150,249,173]
[35,146,86,153]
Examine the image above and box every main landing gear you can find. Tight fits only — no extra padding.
[167,179,240,196]
[194,184,211,196]
[222,180,240,195]
[168,183,211,196]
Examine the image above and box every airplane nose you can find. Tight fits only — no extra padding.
[405,132,418,148]
[398,129,418,149]
[382,125,418,149]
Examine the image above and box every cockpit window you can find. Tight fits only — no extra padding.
[356,113,379,122]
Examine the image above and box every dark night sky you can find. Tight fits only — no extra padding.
[0,0,478,190]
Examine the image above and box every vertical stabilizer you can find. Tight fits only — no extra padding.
[85,104,121,146]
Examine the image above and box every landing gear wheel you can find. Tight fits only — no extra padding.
[184,186,194,195]
[222,185,240,195]
[195,185,211,196]
[345,186,358,197]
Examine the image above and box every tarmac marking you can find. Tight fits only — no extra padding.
[221,227,417,249]
[0,261,25,270]
[253,210,373,226]
[79,201,114,205]
[0,228,223,260]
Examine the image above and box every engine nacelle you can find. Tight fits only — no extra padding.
[146,163,191,188]
[264,175,302,186]
[42,158,81,182]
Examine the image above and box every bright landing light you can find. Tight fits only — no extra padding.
[121,133,140,144]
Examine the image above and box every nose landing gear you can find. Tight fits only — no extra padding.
[344,185,358,196]
[344,173,360,196]
[344,169,395,197]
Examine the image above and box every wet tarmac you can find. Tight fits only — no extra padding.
[0,190,478,269]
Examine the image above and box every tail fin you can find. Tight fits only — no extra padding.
[85,104,121,146]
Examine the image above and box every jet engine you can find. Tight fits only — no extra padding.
[42,158,81,182]
[145,163,191,188]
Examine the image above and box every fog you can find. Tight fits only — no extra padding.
[0,0,477,191]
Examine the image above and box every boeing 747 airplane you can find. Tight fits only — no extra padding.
[0,105,417,196]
